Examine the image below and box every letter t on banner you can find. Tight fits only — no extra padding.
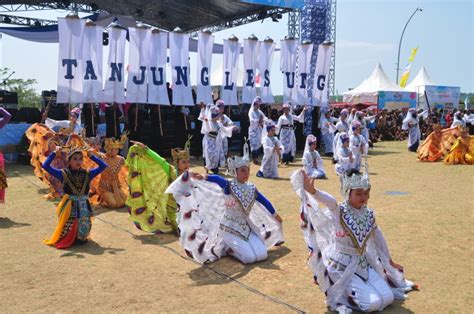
[221,35,240,106]
[196,31,214,105]
[242,35,259,104]
[57,16,84,104]
[126,25,151,104]
[103,25,127,104]
[259,37,275,104]
[170,28,194,106]
[280,37,298,104]
[312,43,334,107]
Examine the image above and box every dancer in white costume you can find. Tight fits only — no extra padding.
[451,111,467,129]
[257,121,283,179]
[302,134,326,179]
[201,106,235,174]
[290,167,417,313]
[353,111,376,145]
[44,107,83,135]
[276,102,306,165]
[402,108,425,152]
[166,143,284,264]
[248,96,268,164]
[349,121,368,171]
[333,109,350,161]
[321,110,338,156]
[216,99,235,157]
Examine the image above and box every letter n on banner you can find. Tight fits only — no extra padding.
[170,31,194,106]
[312,43,334,107]
[103,26,127,104]
[57,17,84,104]
[196,31,214,104]
[148,31,170,105]
[280,38,298,104]
[297,42,313,106]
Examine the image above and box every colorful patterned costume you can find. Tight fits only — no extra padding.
[0,107,11,203]
[126,145,178,233]
[42,152,107,249]
[417,126,461,162]
[444,132,474,165]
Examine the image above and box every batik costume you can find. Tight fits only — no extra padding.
[303,135,326,179]
[402,109,426,152]
[257,121,283,179]
[126,139,192,233]
[444,128,474,165]
[201,106,234,173]
[216,100,234,157]
[320,111,338,155]
[45,107,83,135]
[450,112,467,129]
[42,149,107,249]
[417,125,461,162]
[248,96,268,161]
[335,133,357,177]
[276,102,304,164]
[291,168,415,313]
[166,143,284,264]
[349,123,368,171]
[90,134,128,208]
[353,111,375,144]
[0,107,11,203]
[333,109,349,161]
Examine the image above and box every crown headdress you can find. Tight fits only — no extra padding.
[61,134,91,159]
[341,157,371,197]
[104,132,128,153]
[171,135,192,165]
[227,138,250,177]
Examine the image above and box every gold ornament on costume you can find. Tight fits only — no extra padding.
[171,135,192,165]
[104,132,128,153]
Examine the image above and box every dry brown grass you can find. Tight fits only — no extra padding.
[0,141,473,313]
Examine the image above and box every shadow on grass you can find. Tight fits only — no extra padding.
[93,205,129,217]
[59,240,125,258]
[133,233,178,246]
[368,150,399,156]
[0,217,31,229]
[188,246,291,286]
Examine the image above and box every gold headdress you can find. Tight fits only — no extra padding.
[104,132,128,153]
[62,134,91,159]
[171,135,192,165]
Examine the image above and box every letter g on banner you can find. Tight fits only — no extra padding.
[316,75,326,91]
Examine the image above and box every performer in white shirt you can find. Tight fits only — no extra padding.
[248,96,267,165]
[257,121,283,179]
[276,102,306,165]
[302,134,326,179]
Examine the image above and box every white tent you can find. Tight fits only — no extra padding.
[405,66,436,91]
[343,63,407,103]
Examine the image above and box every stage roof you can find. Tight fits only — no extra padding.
[0,0,290,32]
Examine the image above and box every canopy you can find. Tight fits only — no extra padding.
[405,66,436,91]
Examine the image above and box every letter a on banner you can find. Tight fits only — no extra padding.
[280,37,298,104]
[242,36,259,104]
[81,21,103,103]
[259,37,275,104]
[57,16,84,104]
[297,41,313,106]
[221,36,240,106]
[196,31,214,104]
[126,25,151,103]
[170,29,194,106]
[103,25,127,104]
[312,43,334,107]
[148,30,169,105]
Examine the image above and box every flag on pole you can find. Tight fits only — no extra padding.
[399,47,418,88]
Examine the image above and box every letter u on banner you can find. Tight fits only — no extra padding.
[170,31,194,106]
[103,27,127,104]
[280,38,298,104]
[148,31,169,105]
[297,42,313,106]
[57,17,84,104]
[221,39,240,106]
[259,40,275,104]
[312,44,334,107]
[81,23,103,103]
[126,27,151,104]
[196,32,214,104]
[242,38,259,104]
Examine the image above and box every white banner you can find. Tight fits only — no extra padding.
[80,23,103,103]
[126,27,151,103]
[221,39,240,106]
[296,43,313,106]
[57,17,84,104]
[312,44,334,107]
[170,31,194,106]
[242,38,259,104]
[148,31,170,105]
[259,40,275,104]
[196,32,214,104]
[280,39,298,104]
[103,27,127,104]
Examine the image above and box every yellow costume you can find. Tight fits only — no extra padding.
[444,129,474,165]
[417,126,461,162]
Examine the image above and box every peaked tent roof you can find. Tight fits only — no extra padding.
[344,63,407,96]
[405,66,436,91]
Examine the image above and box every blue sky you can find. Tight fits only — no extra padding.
[0,0,472,95]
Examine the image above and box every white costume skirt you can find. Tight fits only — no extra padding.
[223,231,268,264]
